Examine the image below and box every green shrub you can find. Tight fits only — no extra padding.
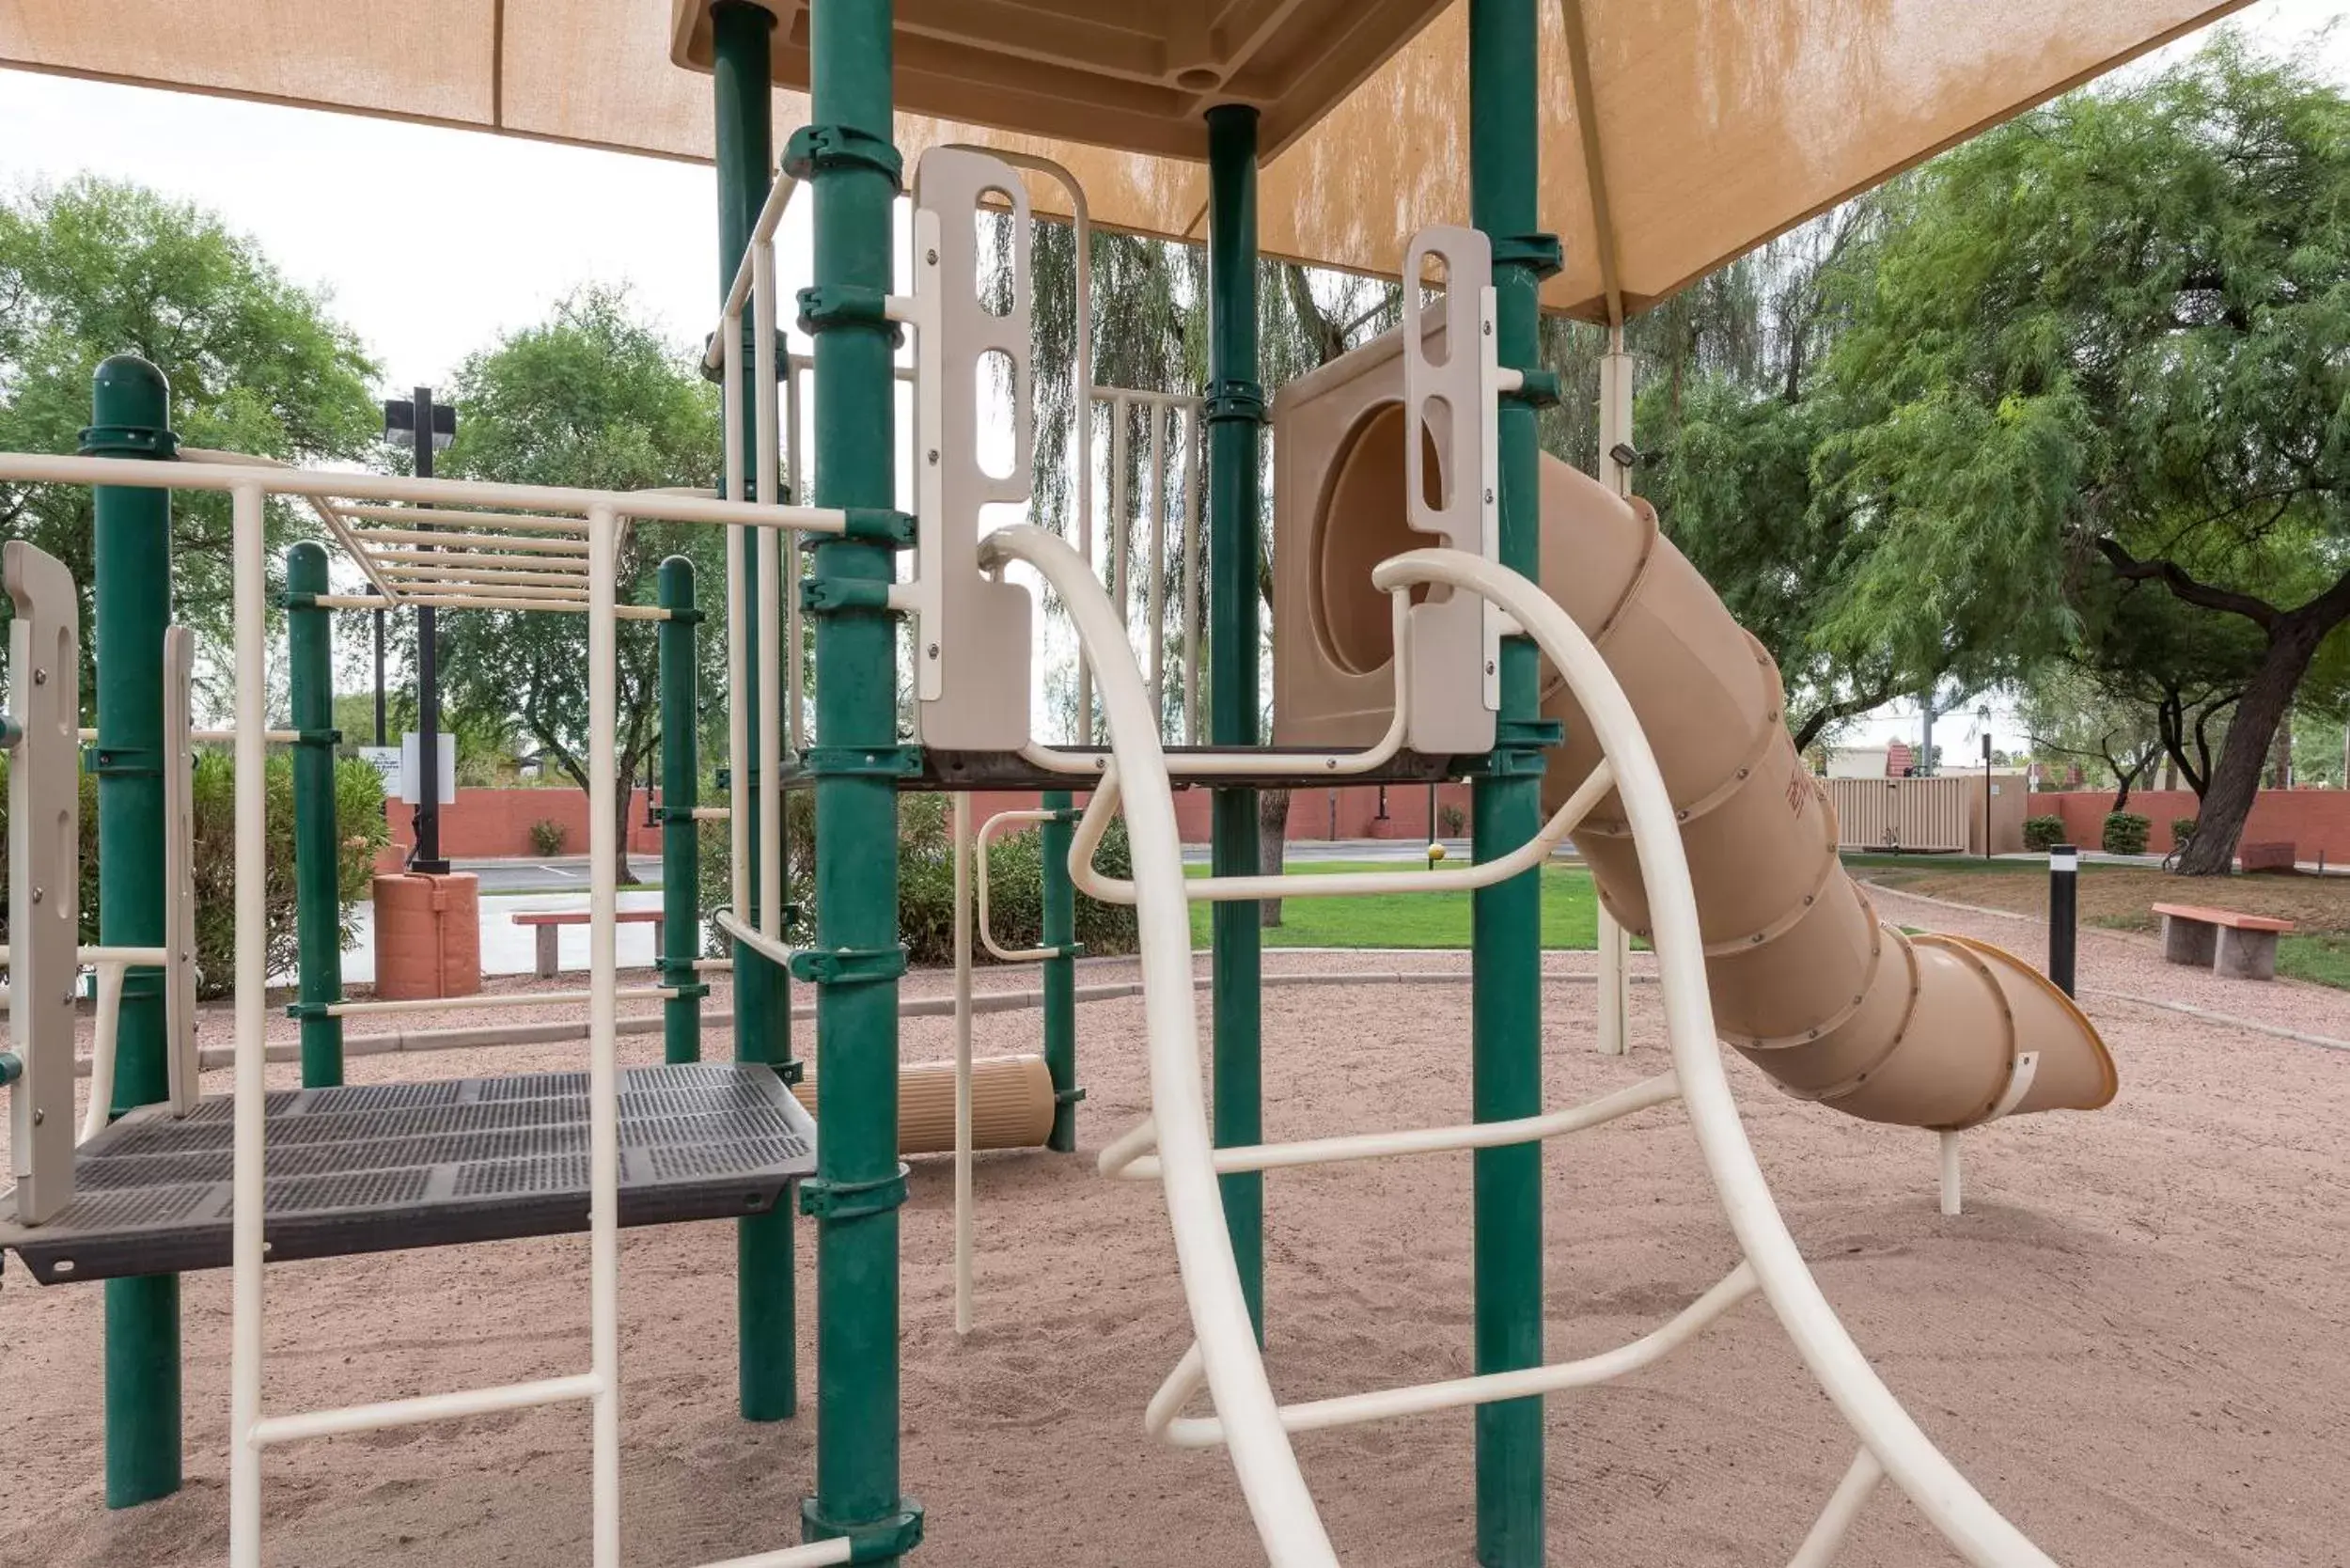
[528,817,570,857]
[2022,815,2067,852]
[1438,804,1467,838]
[2171,817,2199,848]
[1,750,389,998]
[692,788,1139,966]
[2101,811,2152,856]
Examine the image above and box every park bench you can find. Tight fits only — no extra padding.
[2152,902,2295,981]
[510,908,665,977]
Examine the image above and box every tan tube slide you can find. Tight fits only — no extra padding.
[1531,457,2115,1128]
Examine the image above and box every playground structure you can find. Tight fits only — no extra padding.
[0,2,2265,1565]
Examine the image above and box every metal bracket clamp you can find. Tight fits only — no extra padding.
[290,727,341,748]
[1055,1086,1089,1107]
[699,325,791,385]
[1202,377,1268,425]
[1490,230,1565,280]
[1501,368,1563,408]
[782,123,905,190]
[798,1497,926,1563]
[798,745,922,779]
[659,980,713,1004]
[778,1058,806,1087]
[797,1163,912,1220]
[787,944,910,987]
[808,508,917,550]
[800,578,895,616]
[77,422,179,459]
[86,745,161,778]
[794,284,904,345]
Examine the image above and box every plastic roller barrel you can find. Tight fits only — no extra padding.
[1528,456,2115,1131]
[790,1053,1057,1153]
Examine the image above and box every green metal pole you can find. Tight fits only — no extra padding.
[1468,2,1554,1560]
[1039,788,1078,1152]
[1204,103,1265,1341]
[799,2,916,1559]
[713,0,795,1424]
[658,556,703,1064]
[85,353,181,1507]
[286,541,344,1088]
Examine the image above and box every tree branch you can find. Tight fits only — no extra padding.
[2094,536,2280,628]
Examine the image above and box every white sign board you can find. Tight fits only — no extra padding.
[357,745,401,798]
[398,731,458,805]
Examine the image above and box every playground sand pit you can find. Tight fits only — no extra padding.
[4,921,2349,1568]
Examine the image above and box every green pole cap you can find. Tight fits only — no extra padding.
[285,540,331,594]
[81,353,178,457]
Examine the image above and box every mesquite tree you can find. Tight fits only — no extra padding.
[1825,38,2350,873]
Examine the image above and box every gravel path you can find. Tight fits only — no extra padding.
[4,905,2347,1567]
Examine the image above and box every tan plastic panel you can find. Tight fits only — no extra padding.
[791,1053,1056,1154]
[2,3,2246,317]
[911,146,1035,752]
[1273,333,2115,1131]
[673,0,1453,161]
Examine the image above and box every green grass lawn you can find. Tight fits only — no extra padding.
[1185,859,1601,949]
[2279,933,2350,989]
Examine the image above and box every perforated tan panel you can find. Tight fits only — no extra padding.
[2,0,2251,320]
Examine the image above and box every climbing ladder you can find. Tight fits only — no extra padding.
[985,525,2066,1568]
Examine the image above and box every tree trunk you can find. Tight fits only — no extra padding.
[1258,788,1292,927]
[611,778,640,886]
[2173,625,2324,875]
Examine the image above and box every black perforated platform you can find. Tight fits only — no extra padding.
[0,1063,815,1285]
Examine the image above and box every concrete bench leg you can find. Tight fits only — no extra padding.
[2214,925,2280,981]
[2161,915,2217,967]
[535,924,560,979]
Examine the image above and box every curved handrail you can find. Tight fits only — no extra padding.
[974,808,1060,963]
[979,525,1341,1568]
[1367,547,2057,1568]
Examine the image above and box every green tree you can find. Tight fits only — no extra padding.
[1824,38,2350,873]
[0,177,380,684]
[430,286,725,882]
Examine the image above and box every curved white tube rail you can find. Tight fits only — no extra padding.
[991,519,2061,1568]
[973,808,1061,963]
[1367,547,2059,1568]
[980,524,1343,1568]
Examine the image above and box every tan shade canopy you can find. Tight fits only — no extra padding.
[3,0,2252,320]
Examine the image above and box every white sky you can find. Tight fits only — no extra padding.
[4,1,2348,747]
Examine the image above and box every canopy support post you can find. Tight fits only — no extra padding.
[713,0,795,1426]
[1042,789,1081,1152]
[802,1,919,1560]
[1204,102,1266,1343]
[1469,2,1557,1561]
[660,556,703,1063]
[87,353,184,1508]
[288,541,346,1089]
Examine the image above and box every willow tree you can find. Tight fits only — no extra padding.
[1028,219,1394,918]
[1825,37,2350,874]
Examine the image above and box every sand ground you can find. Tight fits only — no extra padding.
[3,889,2347,1567]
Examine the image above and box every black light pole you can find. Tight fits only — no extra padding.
[2047,844,2078,996]
[1978,703,1994,860]
[368,583,387,747]
[384,387,456,873]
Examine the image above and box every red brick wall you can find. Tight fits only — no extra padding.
[376,780,1480,869]
[383,786,666,865]
[2031,789,2350,863]
[964,782,1473,846]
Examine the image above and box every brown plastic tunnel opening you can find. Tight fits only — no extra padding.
[1309,400,1441,677]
